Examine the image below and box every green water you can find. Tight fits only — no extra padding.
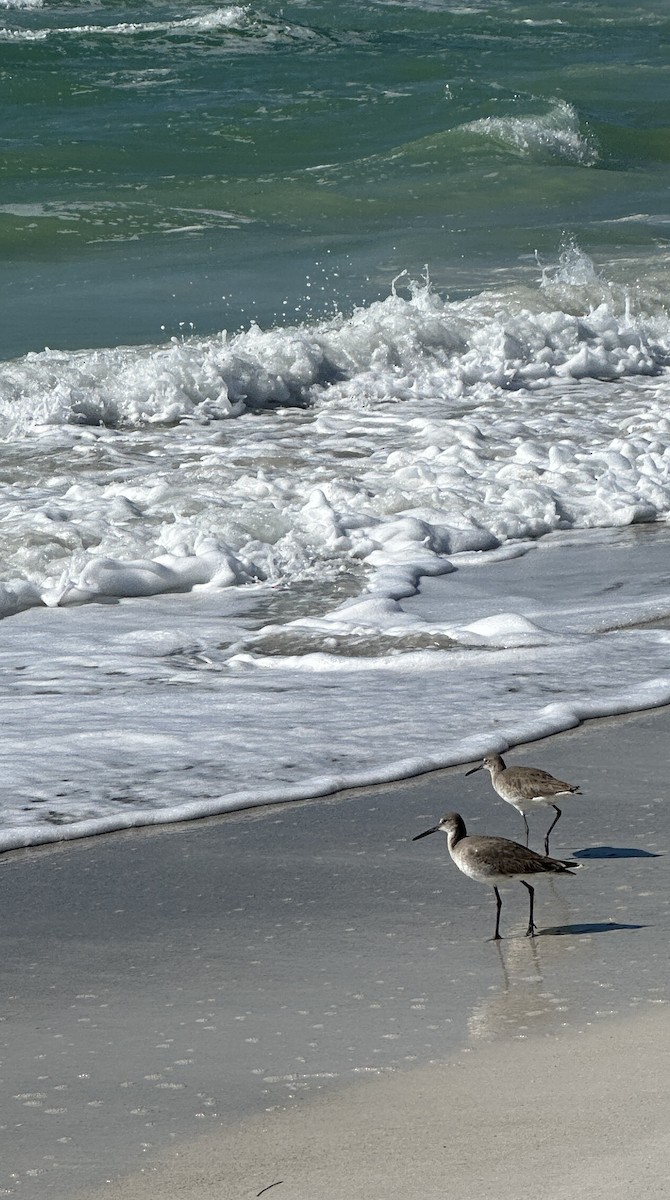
[1,0,669,357]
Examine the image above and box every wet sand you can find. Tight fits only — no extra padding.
[95,1006,670,1200]
[0,707,668,1199]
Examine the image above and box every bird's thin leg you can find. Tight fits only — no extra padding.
[522,881,536,937]
[492,886,503,940]
[522,813,530,847]
[544,805,562,856]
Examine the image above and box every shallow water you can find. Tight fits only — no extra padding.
[0,523,669,849]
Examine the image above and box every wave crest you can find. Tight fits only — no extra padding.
[462,100,598,165]
[1,252,666,435]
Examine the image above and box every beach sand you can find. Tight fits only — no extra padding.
[95,1007,670,1200]
[1,707,669,1199]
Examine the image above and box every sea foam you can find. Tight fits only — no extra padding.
[1,252,669,615]
[1,527,670,851]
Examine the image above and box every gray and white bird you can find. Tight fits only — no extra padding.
[465,753,581,854]
[412,811,577,940]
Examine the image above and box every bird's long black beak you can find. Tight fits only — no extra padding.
[465,763,483,775]
[412,825,440,841]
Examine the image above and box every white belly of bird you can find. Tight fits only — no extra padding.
[453,856,536,886]
[501,790,562,813]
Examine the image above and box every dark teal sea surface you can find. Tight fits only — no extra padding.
[2,0,669,357]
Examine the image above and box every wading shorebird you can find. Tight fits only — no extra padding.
[465,753,581,854]
[412,812,577,940]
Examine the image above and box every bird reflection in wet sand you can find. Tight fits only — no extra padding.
[413,812,578,940]
[467,938,549,1042]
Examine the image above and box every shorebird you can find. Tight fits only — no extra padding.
[465,753,581,854]
[412,812,577,940]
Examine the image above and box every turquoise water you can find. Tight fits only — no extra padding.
[2,0,670,357]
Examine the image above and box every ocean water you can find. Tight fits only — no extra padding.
[2,0,670,849]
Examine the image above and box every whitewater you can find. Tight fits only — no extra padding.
[1,249,670,851]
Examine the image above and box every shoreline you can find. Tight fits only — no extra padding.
[3,521,670,857]
[2,689,670,862]
[1,705,668,1198]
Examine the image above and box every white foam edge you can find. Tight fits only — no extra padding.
[1,677,669,855]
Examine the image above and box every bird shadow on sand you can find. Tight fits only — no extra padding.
[538,921,647,936]
[572,846,662,859]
